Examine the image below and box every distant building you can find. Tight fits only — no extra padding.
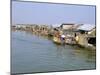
[60,23,82,30]
[60,23,75,30]
[59,23,79,36]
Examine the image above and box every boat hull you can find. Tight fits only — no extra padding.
[53,37,62,44]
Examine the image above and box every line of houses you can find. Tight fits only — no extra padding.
[12,23,96,38]
[12,23,96,49]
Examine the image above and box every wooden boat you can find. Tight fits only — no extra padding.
[77,44,96,50]
[53,36,74,45]
[53,37,62,44]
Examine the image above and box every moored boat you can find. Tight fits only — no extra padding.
[53,37,62,44]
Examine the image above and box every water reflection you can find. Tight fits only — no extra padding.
[72,46,96,63]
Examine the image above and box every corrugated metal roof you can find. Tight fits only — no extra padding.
[77,24,95,31]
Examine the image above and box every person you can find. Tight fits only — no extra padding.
[75,33,77,37]
[75,33,79,44]
[60,34,66,44]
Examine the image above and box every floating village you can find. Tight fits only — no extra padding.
[12,23,96,50]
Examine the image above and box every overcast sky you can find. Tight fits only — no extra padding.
[12,1,96,25]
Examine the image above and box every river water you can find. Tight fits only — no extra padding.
[11,30,96,74]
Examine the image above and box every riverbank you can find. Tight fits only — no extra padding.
[12,24,96,51]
